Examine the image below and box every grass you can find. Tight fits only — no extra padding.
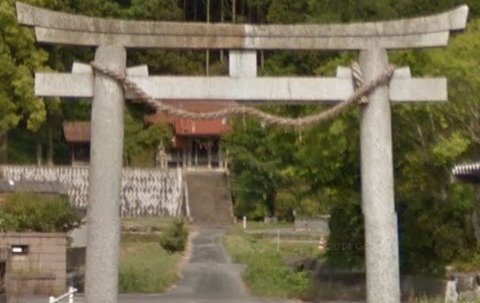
[223,226,480,302]
[223,226,320,298]
[118,217,186,293]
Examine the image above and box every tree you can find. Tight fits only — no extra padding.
[0,192,83,232]
[0,0,49,162]
[387,18,480,272]
[123,103,173,167]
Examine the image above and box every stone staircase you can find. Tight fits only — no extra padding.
[184,170,234,226]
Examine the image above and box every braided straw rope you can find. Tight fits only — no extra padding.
[90,61,395,129]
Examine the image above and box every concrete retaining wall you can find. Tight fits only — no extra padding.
[294,217,330,234]
[0,165,182,217]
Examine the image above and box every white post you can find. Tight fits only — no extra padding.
[359,48,400,303]
[68,287,75,303]
[85,45,126,303]
[277,228,280,252]
[243,216,247,229]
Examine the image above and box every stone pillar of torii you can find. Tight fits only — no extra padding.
[16,3,468,302]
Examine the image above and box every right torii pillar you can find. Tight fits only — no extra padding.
[359,48,400,301]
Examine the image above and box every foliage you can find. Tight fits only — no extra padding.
[387,19,480,273]
[159,218,188,254]
[223,228,313,298]
[119,237,181,293]
[0,0,51,161]
[123,103,173,167]
[119,233,181,293]
[0,193,83,232]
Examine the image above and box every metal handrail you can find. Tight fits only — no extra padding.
[48,286,77,303]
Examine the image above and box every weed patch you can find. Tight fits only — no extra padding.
[223,228,315,298]
[119,218,188,293]
[119,239,182,293]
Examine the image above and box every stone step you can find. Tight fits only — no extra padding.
[184,171,233,226]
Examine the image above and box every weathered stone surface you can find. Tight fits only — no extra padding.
[84,45,125,303]
[229,51,257,78]
[17,2,467,37]
[36,73,92,98]
[17,2,468,49]
[35,74,355,102]
[445,280,459,303]
[360,48,400,303]
[0,233,67,295]
[457,273,477,292]
[390,78,447,101]
[337,66,447,102]
[35,74,447,102]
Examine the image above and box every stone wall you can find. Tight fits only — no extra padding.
[0,233,66,296]
[0,165,182,217]
[0,247,9,303]
[300,258,480,302]
[294,216,330,234]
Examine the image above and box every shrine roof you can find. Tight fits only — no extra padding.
[144,100,237,136]
[173,119,231,137]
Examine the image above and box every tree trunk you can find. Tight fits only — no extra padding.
[473,187,480,248]
[260,50,264,69]
[220,0,224,62]
[0,130,8,164]
[47,123,54,166]
[232,0,236,23]
[206,0,210,75]
[183,0,187,20]
[36,136,43,166]
[472,210,480,248]
[193,0,197,21]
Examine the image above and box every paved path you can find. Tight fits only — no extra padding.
[157,227,288,303]
[18,227,297,303]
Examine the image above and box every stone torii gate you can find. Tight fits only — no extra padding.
[16,3,468,303]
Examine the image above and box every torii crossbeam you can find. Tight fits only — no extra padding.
[16,3,468,303]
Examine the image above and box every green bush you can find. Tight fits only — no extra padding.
[0,193,83,232]
[159,218,188,253]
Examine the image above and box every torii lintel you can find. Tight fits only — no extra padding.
[16,2,468,50]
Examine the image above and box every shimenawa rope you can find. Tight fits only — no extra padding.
[90,61,395,129]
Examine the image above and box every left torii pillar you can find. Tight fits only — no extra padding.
[85,45,125,303]
[34,54,145,302]
[35,57,146,303]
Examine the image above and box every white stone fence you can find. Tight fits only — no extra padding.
[0,165,183,217]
